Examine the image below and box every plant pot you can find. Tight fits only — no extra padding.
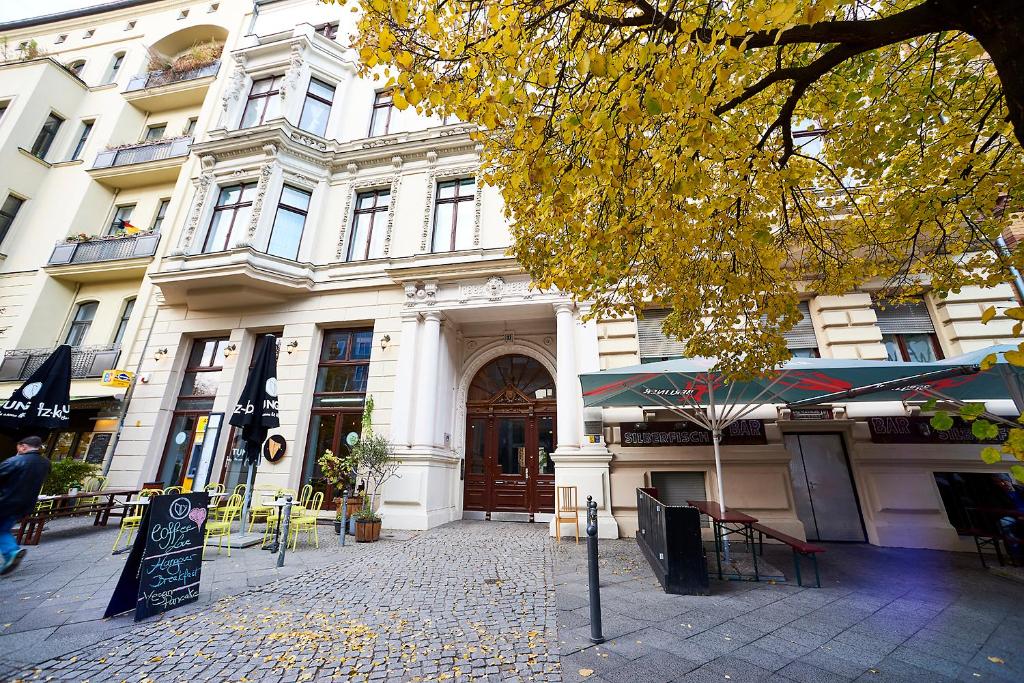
[355,518,381,543]
[333,520,342,534]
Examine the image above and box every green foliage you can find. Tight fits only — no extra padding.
[348,396,399,520]
[929,412,954,431]
[971,419,1000,441]
[980,447,1003,465]
[42,459,99,496]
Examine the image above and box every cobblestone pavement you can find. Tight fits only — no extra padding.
[553,537,1024,683]
[6,521,559,683]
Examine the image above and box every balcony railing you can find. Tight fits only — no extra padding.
[124,60,220,92]
[48,232,161,266]
[0,345,121,382]
[91,136,192,170]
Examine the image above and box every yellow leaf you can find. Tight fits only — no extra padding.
[579,669,594,678]
[980,353,998,371]
[1004,307,1024,321]
[1005,350,1024,366]
[981,306,997,324]
[392,91,409,110]
[987,656,1004,664]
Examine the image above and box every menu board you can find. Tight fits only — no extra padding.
[104,492,209,621]
[84,433,112,464]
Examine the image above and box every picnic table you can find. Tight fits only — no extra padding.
[687,499,760,580]
[18,489,140,545]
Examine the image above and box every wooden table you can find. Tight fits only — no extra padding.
[18,489,141,545]
[688,500,760,580]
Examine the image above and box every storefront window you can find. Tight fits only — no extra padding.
[935,471,1024,561]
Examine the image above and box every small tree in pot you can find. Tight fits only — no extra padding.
[349,397,398,542]
[317,448,360,533]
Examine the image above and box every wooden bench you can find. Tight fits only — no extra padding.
[751,522,826,588]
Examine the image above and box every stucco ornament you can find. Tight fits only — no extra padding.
[221,55,247,112]
[279,44,304,103]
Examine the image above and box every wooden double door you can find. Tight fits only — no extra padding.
[464,409,557,514]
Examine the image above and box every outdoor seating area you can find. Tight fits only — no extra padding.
[17,487,140,546]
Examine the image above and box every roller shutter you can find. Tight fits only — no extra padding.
[875,300,935,334]
[785,301,818,350]
[650,471,710,527]
[637,309,685,360]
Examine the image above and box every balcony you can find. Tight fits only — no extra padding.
[151,247,314,310]
[88,136,192,189]
[45,232,160,283]
[0,345,120,382]
[123,60,220,110]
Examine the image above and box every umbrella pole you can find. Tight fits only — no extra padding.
[240,460,257,533]
[712,429,731,563]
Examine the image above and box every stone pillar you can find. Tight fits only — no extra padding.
[390,313,420,447]
[576,305,603,449]
[413,311,442,448]
[555,302,581,451]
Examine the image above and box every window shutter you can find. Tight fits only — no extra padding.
[875,300,935,334]
[785,301,818,349]
[650,471,710,527]
[637,309,686,360]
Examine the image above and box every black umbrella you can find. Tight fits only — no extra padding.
[0,344,72,439]
[229,334,279,531]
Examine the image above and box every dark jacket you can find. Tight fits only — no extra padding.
[0,450,51,519]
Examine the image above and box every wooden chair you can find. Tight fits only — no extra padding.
[555,485,580,543]
[112,488,161,551]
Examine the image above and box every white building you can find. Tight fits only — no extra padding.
[1,0,1021,552]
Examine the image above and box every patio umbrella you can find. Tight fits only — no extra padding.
[229,334,280,528]
[580,355,982,514]
[0,344,72,438]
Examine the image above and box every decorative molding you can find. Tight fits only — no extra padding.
[289,130,328,151]
[404,281,438,307]
[221,55,247,112]
[419,164,481,252]
[335,174,400,260]
[282,170,317,190]
[245,162,277,244]
[280,44,304,103]
[180,172,214,251]
[458,275,534,303]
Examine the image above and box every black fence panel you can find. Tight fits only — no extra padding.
[636,487,709,595]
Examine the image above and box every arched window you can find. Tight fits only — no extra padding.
[105,52,125,83]
[468,355,555,402]
[112,297,135,346]
[66,60,86,77]
[65,301,98,346]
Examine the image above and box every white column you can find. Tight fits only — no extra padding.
[390,313,420,447]
[554,302,580,451]
[576,306,603,448]
[413,311,443,448]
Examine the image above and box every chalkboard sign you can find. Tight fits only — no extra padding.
[84,432,112,464]
[104,492,209,621]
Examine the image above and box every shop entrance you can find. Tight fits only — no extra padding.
[784,433,866,542]
[463,355,556,516]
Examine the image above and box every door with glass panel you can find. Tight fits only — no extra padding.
[301,329,372,510]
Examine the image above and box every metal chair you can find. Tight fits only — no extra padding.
[289,492,325,549]
[555,485,580,543]
[204,497,241,558]
[163,485,183,495]
[112,488,161,551]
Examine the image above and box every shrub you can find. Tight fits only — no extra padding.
[42,459,99,495]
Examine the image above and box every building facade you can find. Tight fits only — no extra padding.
[1,0,1021,553]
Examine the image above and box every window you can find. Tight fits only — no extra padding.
[266,185,311,260]
[240,76,283,128]
[0,102,7,122]
[145,124,166,141]
[786,301,820,358]
[30,112,64,159]
[104,52,124,83]
[151,198,170,232]
[66,60,86,77]
[55,34,67,44]
[65,301,98,346]
[347,188,390,261]
[107,204,136,235]
[0,194,25,245]
[315,21,338,39]
[112,298,135,346]
[83,29,95,39]
[178,9,190,19]
[185,117,198,136]
[430,177,476,252]
[934,472,1024,555]
[298,77,334,137]
[70,120,93,161]
[202,182,256,253]
[875,299,943,362]
[157,337,229,488]
[368,90,393,136]
[125,21,136,30]
[302,328,373,510]
[208,2,220,11]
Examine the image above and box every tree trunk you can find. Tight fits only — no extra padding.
[955,0,1024,148]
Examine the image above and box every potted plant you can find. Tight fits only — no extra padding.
[348,397,399,543]
[317,448,361,533]
[41,460,98,496]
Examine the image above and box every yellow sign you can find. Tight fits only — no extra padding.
[100,369,134,388]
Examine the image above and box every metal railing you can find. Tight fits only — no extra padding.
[0,345,121,381]
[91,136,192,170]
[124,60,220,92]
[635,488,709,595]
[48,232,160,266]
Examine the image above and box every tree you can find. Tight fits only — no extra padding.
[339,0,1024,375]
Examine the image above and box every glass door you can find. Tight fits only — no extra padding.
[490,416,530,511]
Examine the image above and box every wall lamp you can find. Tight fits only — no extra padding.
[153,348,169,361]
[223,343,238,358]
[380,334,391,350]
[285,340,299,354]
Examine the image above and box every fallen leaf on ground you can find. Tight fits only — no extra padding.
[579,669,594,677]
[988,656,1005,664]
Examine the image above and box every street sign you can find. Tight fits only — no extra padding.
[101,369,134,388]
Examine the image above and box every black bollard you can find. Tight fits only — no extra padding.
[586,496,604,644]
[277,495,293,568]
[339,488,349,547]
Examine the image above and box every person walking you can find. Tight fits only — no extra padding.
[0,436,51,575]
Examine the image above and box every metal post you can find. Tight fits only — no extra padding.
[586,496,604,644]
[277,495,293,568]
[339,488,349,547]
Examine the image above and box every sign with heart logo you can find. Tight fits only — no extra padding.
[188,507,207,529]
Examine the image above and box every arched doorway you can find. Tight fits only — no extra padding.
[464,354,557,516]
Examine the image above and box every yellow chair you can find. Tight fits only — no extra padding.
[213,492,242,523]
[262,489,304,548]
[247,484,277,532]
[112,488,161,551]
[231,483,247,499]
[294,484,313,513]
[555,486,580,544]
[203,500,240,557]
[76,476,107,512]
[288,491,324,549]
[204,483,225,494]
[164,485,183,495]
